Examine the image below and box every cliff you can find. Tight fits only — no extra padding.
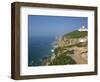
[42,30,88,65]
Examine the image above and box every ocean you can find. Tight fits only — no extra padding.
[28,36,55,66]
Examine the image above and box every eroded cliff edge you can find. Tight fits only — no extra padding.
[42,30,88,65]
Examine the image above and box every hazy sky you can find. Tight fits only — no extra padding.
[28,15,88,37]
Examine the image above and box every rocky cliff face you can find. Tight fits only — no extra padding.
[42,30,88,65]
[72,46,87,64]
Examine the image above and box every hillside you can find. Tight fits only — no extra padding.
[41,29,88,66]
[64,30,87,38]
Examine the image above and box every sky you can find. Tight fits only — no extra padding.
[28,15,88,37]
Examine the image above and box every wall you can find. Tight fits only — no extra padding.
[0,0,100,82]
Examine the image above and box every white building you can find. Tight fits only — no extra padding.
[79,36,87,43]
[78,26,88,31]
[79,38,87,43]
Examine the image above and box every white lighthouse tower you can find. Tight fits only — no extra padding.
[78,26,88,31]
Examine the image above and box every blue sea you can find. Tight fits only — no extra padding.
[28,36,55,66]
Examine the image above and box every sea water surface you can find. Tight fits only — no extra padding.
[28,36,55,66]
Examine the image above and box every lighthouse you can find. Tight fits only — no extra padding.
[78,26,88,31]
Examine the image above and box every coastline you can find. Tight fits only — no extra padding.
[41,37,59,65]
[41,30,88,65]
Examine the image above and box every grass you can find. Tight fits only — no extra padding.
[64,30,87,38]
[54,47,62,55]
[64,42,87,48]
[49,54,76,65]
[50,47,76,65]
[49,30,87,65]
[76,42,87,47]
[65,50,74,54]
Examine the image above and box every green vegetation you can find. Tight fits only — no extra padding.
[64,30,87,38]
[49,54,76,65]
[65,45,74,48]
[76,42,87,47]
[48,30,88,65]
[65,50,74,54]
[54,47,74,54]
[49,47,75,65]
[64,42,87,48]
[54,47,62,55]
